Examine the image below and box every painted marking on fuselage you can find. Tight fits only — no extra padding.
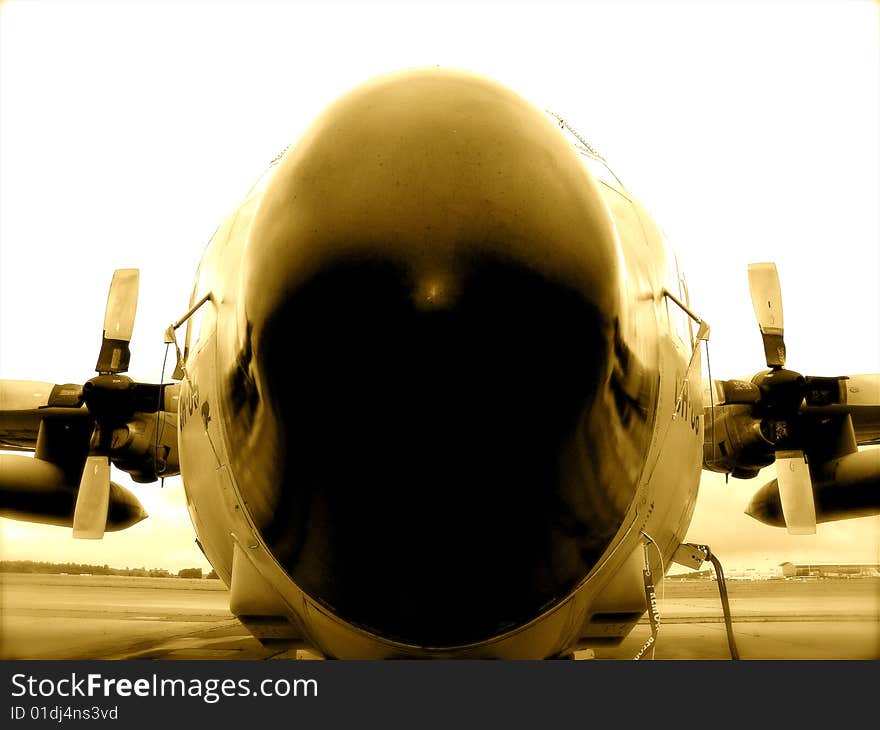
[673,376,701,436]
[180,380,201,431]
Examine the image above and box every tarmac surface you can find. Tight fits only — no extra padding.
[1,573,878,660]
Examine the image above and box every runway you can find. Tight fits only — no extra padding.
[1,574,878,660]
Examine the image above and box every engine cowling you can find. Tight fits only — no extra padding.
[0,454,147,531]
[702,378,774,478]
[747,450,880,526]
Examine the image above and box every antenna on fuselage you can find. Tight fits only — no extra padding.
[545,110,606,161]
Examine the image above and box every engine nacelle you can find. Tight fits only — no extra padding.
[0,454,147,530]
[746,449,880,526]
[108,411,180,483]
[703,403,774,478]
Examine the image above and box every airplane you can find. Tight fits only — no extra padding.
[1,68,878,659]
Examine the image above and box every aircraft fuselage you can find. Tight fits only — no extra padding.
[176,69,704,658]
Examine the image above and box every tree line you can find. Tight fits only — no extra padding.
[0,560,218,579]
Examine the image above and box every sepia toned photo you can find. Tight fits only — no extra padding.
[1,0,878,665]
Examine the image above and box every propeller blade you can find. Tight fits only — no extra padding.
[95,269,139,374]
[775,449,816,535]
[72,455,111,539]
[747,262,786,368]
[707,378,761,406]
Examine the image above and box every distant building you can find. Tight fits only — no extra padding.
[779,562,880,578]
[725,566,781,580]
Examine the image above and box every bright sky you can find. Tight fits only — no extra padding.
[0,0,877,573]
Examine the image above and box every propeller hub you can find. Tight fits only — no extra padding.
[752,368,805,413]
[82,374,137,425]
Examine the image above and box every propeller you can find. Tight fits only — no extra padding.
[705,263,823,533]
[696,263,820,535]
[96,268,139,374]
[773,449,816,535]
[706,263,880,530]
[747,262,786,368]
[72,455,111,539]
[744,263,816,534]
[46,269,164,538]
[72,271,140,538]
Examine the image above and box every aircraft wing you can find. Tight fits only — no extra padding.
[803,373,880,446]
[0,380,90,452]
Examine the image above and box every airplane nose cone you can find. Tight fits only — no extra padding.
[241,68,620,330]
[229,69,626,646]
